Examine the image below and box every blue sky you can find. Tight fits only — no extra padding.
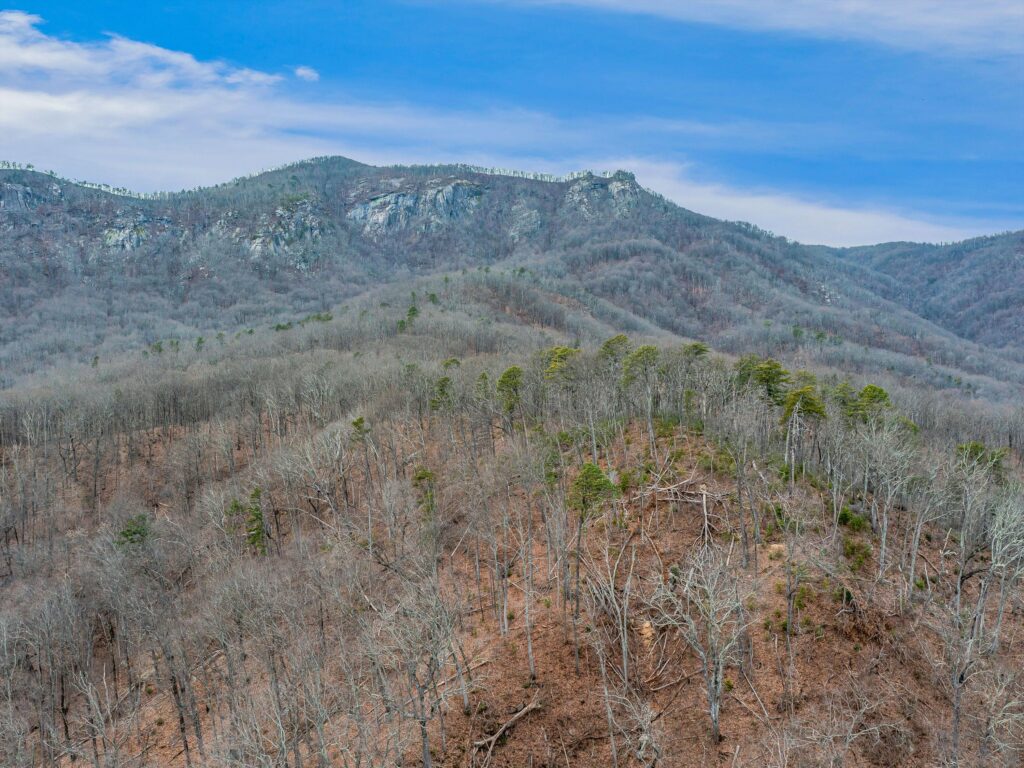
[1,1,1021,244]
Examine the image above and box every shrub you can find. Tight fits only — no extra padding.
[794,584,812,611]
[654,414,680,439]
[833,587,854,606]
[697,446,736,475]
[116,514,151,549]
[838,507,867,532]
[843,537,871,572]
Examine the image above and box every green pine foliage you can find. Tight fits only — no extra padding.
[568,463,617,520]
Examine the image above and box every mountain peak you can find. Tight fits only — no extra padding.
[2,156,1022,394]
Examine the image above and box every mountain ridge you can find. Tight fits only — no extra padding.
[5,155,1016,247]
[2,157,1021,398]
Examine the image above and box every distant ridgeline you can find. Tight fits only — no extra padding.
[0,156,625,200]
[409,164,622,183]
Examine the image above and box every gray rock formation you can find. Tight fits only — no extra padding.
[347,179,482,237]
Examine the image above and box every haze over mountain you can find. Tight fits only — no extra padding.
[2,156,1021,398]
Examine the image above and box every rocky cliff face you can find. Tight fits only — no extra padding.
[103,219,150,251]
[508,201,542,242]
[1,182,39,211]
[347,179,483,237]
[562,171,641,220]
[0,178,70,212]
[244,198,326,264]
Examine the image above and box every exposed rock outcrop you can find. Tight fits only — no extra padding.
[247,198,325,262]
[103,222,148,251]
[508,202,542,242]
[347,179,482,237]
[0,182,37,212]
[563,171,640,220]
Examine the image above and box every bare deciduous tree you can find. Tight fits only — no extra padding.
[648,545,749,744]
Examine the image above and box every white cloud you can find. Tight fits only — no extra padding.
[0,11,1015,245]
[294,65,319,82]
[613,158,1000,246]
[492,1,1024,55]
[0,10,279,84]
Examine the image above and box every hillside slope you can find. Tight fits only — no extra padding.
[2,158,1021,399]
[840,232,1024,351]
[1,290,1021,767]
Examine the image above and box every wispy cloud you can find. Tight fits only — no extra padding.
[293,65,320,82]
[0,10,1013,245]
[614,158,999,246]
[488,1,1024,55]
[0,11,279,84]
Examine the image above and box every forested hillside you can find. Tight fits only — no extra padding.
[2,157,1023,767]
[840,232,1024,352]
[1,279,1022,767]
[2,158,1022,401]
